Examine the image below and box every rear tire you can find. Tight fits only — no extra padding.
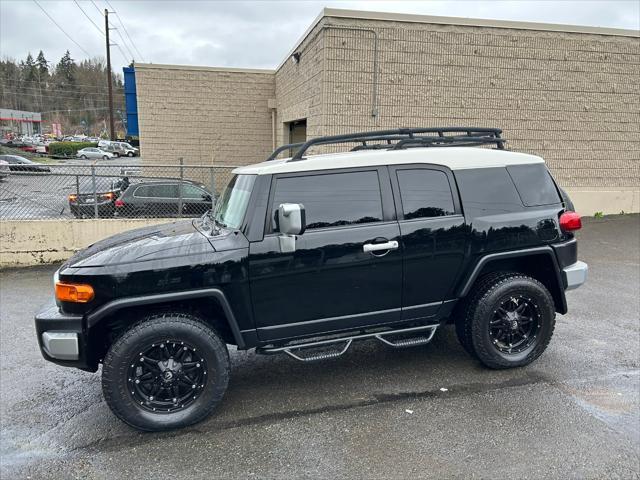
[102,313,230,431]
[456,273,555,369]
[80,155,87,160]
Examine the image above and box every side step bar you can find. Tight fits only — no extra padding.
[256,324,438,362]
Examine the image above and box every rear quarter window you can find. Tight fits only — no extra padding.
[455,167,523,216]
[507,164,561,207]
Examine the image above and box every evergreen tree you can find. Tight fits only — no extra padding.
[21,52,38,84]
[36,50,49,80]
[55,50,75,86]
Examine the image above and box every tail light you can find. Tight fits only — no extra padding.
[55,282,95,303]
[559,211,582,232]
[115,198,124,207]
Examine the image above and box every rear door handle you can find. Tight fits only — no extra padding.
[363,240,399,253]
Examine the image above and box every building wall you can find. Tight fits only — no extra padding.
[135,64,275,167]
[311,16,639,209]
[274,19,327,146]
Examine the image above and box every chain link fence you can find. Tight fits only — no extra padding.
[0,160,237,220]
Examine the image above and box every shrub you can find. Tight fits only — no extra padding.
[48,142,98,157]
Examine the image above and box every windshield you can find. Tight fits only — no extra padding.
[212,174,256,229]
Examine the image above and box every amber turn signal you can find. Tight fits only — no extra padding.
[55,282,95,303]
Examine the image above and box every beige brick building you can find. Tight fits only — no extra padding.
[134,8,640,214]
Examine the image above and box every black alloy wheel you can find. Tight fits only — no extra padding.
[488,295,540,355]
[102,313,230,431]
[127,340,207,413]
[456,273,555,369]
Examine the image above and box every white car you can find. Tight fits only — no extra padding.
[76,148,114,160]
[0,160,10,180]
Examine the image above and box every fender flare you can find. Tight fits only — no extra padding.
[86,288,246,349]
[457,246,567,314]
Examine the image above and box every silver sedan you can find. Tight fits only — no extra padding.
[76,148,115,160]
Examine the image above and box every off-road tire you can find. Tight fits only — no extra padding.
[456,273,556,369]
[102,313,230,431]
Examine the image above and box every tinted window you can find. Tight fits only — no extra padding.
[455,168,524,216]
[135,184,178,198]
[182,184,209,199]
[397,169,455,219]
[272,171,383,230]
[507,164,561,207]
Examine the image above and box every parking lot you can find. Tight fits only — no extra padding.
[1,214,638,479]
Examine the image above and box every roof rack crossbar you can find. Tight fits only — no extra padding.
[287,127,504,161]
[390,135,505,150]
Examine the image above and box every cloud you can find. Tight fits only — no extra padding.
[1,0,638,72]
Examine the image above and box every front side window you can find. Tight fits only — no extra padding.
[396,169,455,219]
[272,170,383,230]
[212,174,256,229]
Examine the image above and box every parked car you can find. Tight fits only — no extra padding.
[68,177,130,218]
[114,179,213,217]
[35,127,588,432]
[76,148,114,160]
[114,142,139,157]
[0,155,51,173]
[0,160,10,180]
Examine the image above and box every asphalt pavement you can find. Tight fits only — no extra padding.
[1,214,639,479]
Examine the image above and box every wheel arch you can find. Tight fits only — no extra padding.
[457,247,567,314]
[86,289,247,365]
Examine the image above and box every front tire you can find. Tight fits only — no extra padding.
[457,273,556,369]
[102,313,230,431]
[103,155,109,160]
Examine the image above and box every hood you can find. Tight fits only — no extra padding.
[64,220,214,268]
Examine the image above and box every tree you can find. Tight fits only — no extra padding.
[21,52,38,84]
[55,50,75,86]
[36,50,49,80]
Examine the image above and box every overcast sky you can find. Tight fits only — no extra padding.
[1,0,638,72]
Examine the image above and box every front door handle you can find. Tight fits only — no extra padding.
[363,240,399,253]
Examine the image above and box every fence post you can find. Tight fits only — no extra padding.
[91,165,99,219]
[209,166,215,210]
[177,157,184,218]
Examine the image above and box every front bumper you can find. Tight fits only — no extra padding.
[34,301,96,371]
[563,261,588,290]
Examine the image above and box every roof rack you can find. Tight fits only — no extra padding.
[266,127,505,162]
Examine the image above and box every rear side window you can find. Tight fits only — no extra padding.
[396,169,455,219]
[507,164,561,207]
[272,170,383,230]
[455,168,523,216]
[135,184,178,198]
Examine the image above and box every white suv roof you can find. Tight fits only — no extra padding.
[234,147,544,176]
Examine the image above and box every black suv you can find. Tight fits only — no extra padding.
[115,179,213,217]
[35,128,588,431]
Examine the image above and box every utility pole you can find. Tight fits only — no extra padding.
[104,9,115,140]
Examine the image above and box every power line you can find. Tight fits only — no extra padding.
[32,0,93,58]
[90,0,103,15]
[73,0,105,36]
[106,0,146,62]
[113,28,136,62]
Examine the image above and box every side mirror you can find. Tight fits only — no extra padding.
[277,203,305,253]
[278,203,305,235]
